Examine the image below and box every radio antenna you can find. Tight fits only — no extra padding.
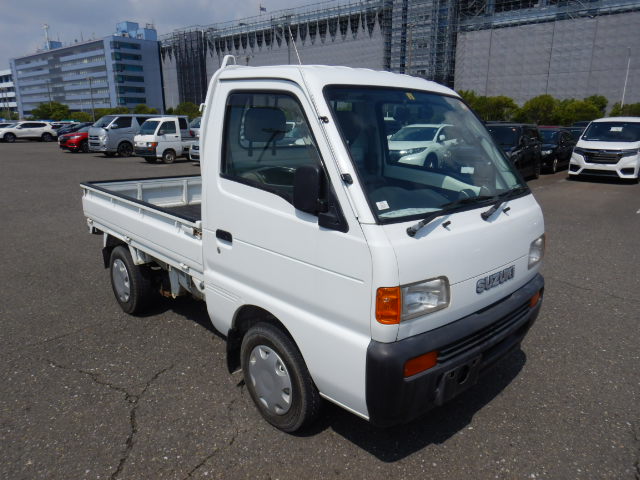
[288,25,302,65]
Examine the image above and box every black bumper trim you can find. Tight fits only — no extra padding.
[366,274,544,427]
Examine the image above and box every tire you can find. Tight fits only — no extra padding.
[241,323,321,433]
[550,158,558,174]
[4,132,16,143]
[117,142,133,157]
[109,246,156,315]
[425,153,438,169]
[144,157,158,164]
[161,149,176,164]
[532,158,541,179]
[41,132,54,142]
[80,140,89,153]
[104,152,116,157]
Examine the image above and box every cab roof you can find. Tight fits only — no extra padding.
[217,64,458,98]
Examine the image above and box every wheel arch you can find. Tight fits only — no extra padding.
[226,304,295,374]
[101,234,127,268]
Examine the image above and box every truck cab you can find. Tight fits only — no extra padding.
[82,60,545,432]
[134,116,194,163]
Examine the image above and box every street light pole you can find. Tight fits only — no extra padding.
[621,47,631,108]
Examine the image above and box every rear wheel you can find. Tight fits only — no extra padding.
[109,246,156,315]
[117,142,133,157]
[4,133,15,143]
[241,323,321,433]
[41,132,54,142]
[161,149,176,164]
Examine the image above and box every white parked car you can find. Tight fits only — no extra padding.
[189,141,200,163]
[134,116,196,164]
[388,123,455,168]
[569,117,640,181]
[0,121,57,142]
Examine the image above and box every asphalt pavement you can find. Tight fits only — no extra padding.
[1,141,638,479]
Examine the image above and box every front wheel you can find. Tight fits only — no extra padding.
[4,133,16,143]
[241,323,321,432]
[117,142,133,157]
[161,150,176,164]
[109,246,156,315]
[41,132,54,142]
[80,140,89,153]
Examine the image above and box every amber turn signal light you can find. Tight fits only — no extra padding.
[404,351,438,377]
[529,290,542,308]
[376,287,401,324]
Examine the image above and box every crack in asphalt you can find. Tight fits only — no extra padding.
[549,277,640,305]
[46,359,174,480]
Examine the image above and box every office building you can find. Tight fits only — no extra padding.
[0,68,17,117]
[11,22,164,118]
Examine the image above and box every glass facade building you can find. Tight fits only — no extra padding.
[10,22,164,118]
[0,68,17,117]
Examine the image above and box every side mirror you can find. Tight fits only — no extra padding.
[293,165,323,215]
[438,134,446,142]
[110,124,119,130]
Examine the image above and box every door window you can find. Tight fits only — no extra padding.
[160,121,176,134]
[115,116,132,128]
[221,91,321,203]
[178,117,188,130]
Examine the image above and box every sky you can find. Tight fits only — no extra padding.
[0,0,329,69]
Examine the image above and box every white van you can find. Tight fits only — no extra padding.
[569,117,640,181]
[134,116,196,164]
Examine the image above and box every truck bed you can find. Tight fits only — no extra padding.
[81,175,204,279]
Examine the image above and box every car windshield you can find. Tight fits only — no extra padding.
[540,130,559,143]
[582,121,640,142]
[190,117,201,128]
[486,126,519,147]
[0,123,15,128]
[324,86,525,223]
[389,126,438,142]
[139,120,160,135]
[93,115,116,128]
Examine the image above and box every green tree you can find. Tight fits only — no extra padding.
[166,107,175,115]
[72,111,93,122]
[133,104,158,114]
[555,100,600,125]
[174,102,200,120]
[30,101,71,121]
[515,95,558,124]
[457,89,478,107]
[609,102,640,117]
[476,96,519,121]
[584,95,607,115]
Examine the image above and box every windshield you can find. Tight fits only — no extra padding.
[324,86,525,223]
[0,123,15,128]
[139,120,160,135]
[390,126,439,142]
[540,130,559,143]
[93,115,116,128]
[486,126,519,147]
[582,121,640,142]
[190,117,201,128]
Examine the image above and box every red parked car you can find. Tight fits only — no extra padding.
[58,126,90,153]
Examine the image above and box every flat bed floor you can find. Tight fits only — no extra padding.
[164,203,201,222]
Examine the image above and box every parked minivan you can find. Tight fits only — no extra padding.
[89,114,190,157]
[486,123,543,179]
[569,116,640,181]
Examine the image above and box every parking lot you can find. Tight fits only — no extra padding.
[1,141,638,479]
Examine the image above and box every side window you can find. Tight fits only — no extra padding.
[22,123,35,128]
[178,117,188,130]
[116,116,132,128]
[136,116,150,126]
[222,91,321,203]
[34,123,46,128]
[160,121,176,134]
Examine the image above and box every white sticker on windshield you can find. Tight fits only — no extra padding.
[376,201,390,210]
[610,127,623,132]
[461,166,475,174]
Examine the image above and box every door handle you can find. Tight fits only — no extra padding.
[216,229,232,243]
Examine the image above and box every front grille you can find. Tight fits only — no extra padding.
[438,300,530,363]
[581,169,619,177]
[89,135,99,141]
[581,149,623,164]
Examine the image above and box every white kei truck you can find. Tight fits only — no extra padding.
[134,116,197,164]
[81,57,545,432]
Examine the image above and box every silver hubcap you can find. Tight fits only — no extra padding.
[248,345,292,415]
[553,159,558,172]
[112,259,131,302]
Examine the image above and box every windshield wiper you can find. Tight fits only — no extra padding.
[406,195,496,237]
[480,186,529,221]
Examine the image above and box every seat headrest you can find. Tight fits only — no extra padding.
[244,107,287,143]
[336,111,361,143]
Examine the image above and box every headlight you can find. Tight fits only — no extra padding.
[398,147,426,156]
[528,234,545,269]
[402,277,450,319]
[376,277,450,324]
[541,150,552,155]
[620,148,639,158]
[99,134,106,142]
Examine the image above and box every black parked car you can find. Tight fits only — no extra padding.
[486,123,542,179]
[538,127,576,173]
[56,122,93,136]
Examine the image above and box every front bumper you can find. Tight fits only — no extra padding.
[366,274,544,427]
[134,146,157,157]
[569,152,639,179]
